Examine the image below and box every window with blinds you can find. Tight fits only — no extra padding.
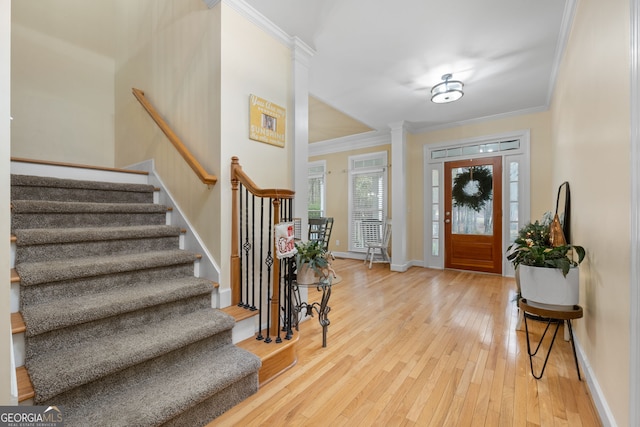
[308,161,325,218]
[349,152,388,251]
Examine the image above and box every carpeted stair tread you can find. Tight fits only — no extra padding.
[11,172,260,424]
[11,174,155,193]
[16,250,199,286]
[11,174,156,205]
[14,225,182,263]
[11,200,168,214]
[21,277,215,336]
[63,344,260,427]
[11,200,169,230]
[14,225,182,246]
[27,308,238,402]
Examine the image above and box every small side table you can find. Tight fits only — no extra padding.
[290,277,332,347]
[519,298,583,380]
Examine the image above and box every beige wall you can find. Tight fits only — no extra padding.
[310,144,391,253]
[10,1,115,167]
[114,0,293,292]
[220,5,293,189]
[1,0,12,405]
[551,0,630,424]
[114,0,223,265]
[407,111,553,262]
[218,3,293,288]
[313,112,551,262]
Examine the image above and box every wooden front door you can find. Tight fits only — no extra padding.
[444,157,502,274]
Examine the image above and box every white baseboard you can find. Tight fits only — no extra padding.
[12,332,24,367]
[232,315,258,344]
[574,335,617,426]
[126,159,221,288]
[332,251,365,260]
[218,287,231,309]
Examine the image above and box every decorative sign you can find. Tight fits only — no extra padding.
[274,222,296,259]
[249,94,286,147]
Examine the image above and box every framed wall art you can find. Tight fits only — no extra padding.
[249,94,286,148]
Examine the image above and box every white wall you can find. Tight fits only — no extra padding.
[551,0,631,424]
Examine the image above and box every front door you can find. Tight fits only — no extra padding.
[444,157,502,274]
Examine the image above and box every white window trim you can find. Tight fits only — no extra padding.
[348,151,388,252]
[423,130,530,276]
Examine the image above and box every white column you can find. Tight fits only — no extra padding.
[389,121,408,272]
[0,0,14,404]
[292,37,315,234]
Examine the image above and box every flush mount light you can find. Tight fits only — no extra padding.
[431,73,464,104]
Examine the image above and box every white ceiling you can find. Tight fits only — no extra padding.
[244,0,571,140]
[12,0,571,142]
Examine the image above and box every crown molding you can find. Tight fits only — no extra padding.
[309,130,391,157]
[223,0,292,47]
[546,0,578,105]
[202,0,220,8]
[293,37,315,67]
[206,1,315,56]
[408,105,549,135]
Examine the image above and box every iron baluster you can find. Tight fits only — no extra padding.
[250,194,257,311]
[256,198,265,341]
[264,200,273,343]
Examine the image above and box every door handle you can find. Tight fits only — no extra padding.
[445,219,451,223]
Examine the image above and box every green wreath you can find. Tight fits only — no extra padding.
[452,166,493,212]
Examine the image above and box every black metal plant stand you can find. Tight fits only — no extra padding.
[290,277,332,347]
[519,298,583,380]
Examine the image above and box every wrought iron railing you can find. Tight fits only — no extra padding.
[230,157,296,343]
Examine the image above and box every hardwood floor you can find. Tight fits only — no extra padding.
[210,259,602,426]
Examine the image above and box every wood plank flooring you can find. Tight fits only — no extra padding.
[210,259,601,426]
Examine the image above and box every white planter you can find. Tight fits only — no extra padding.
[518,265,579,308]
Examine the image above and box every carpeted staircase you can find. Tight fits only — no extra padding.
[11,173,261,426]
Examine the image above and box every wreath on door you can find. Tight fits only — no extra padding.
[452,166,493,212]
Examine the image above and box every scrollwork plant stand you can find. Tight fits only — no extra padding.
[290,277,332,347]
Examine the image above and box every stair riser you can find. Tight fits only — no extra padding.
[12,187,154,204]
[12,212,167,230]
[39,334,233,409]
[25,295,213,358]
[16,236,180,263]
[20,264,196,306]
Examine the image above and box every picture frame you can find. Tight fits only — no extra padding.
[249,94,286,147]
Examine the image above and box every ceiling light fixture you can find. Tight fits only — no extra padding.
[431,73,464,104]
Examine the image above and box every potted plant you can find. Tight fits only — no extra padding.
[507,213,585,307]
[295,240,330,285]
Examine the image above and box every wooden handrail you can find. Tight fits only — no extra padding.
[132,88,217,186]
[230,157,295,199]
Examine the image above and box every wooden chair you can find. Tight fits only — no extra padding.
[363,219,391,269]
[308,217,334,252]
